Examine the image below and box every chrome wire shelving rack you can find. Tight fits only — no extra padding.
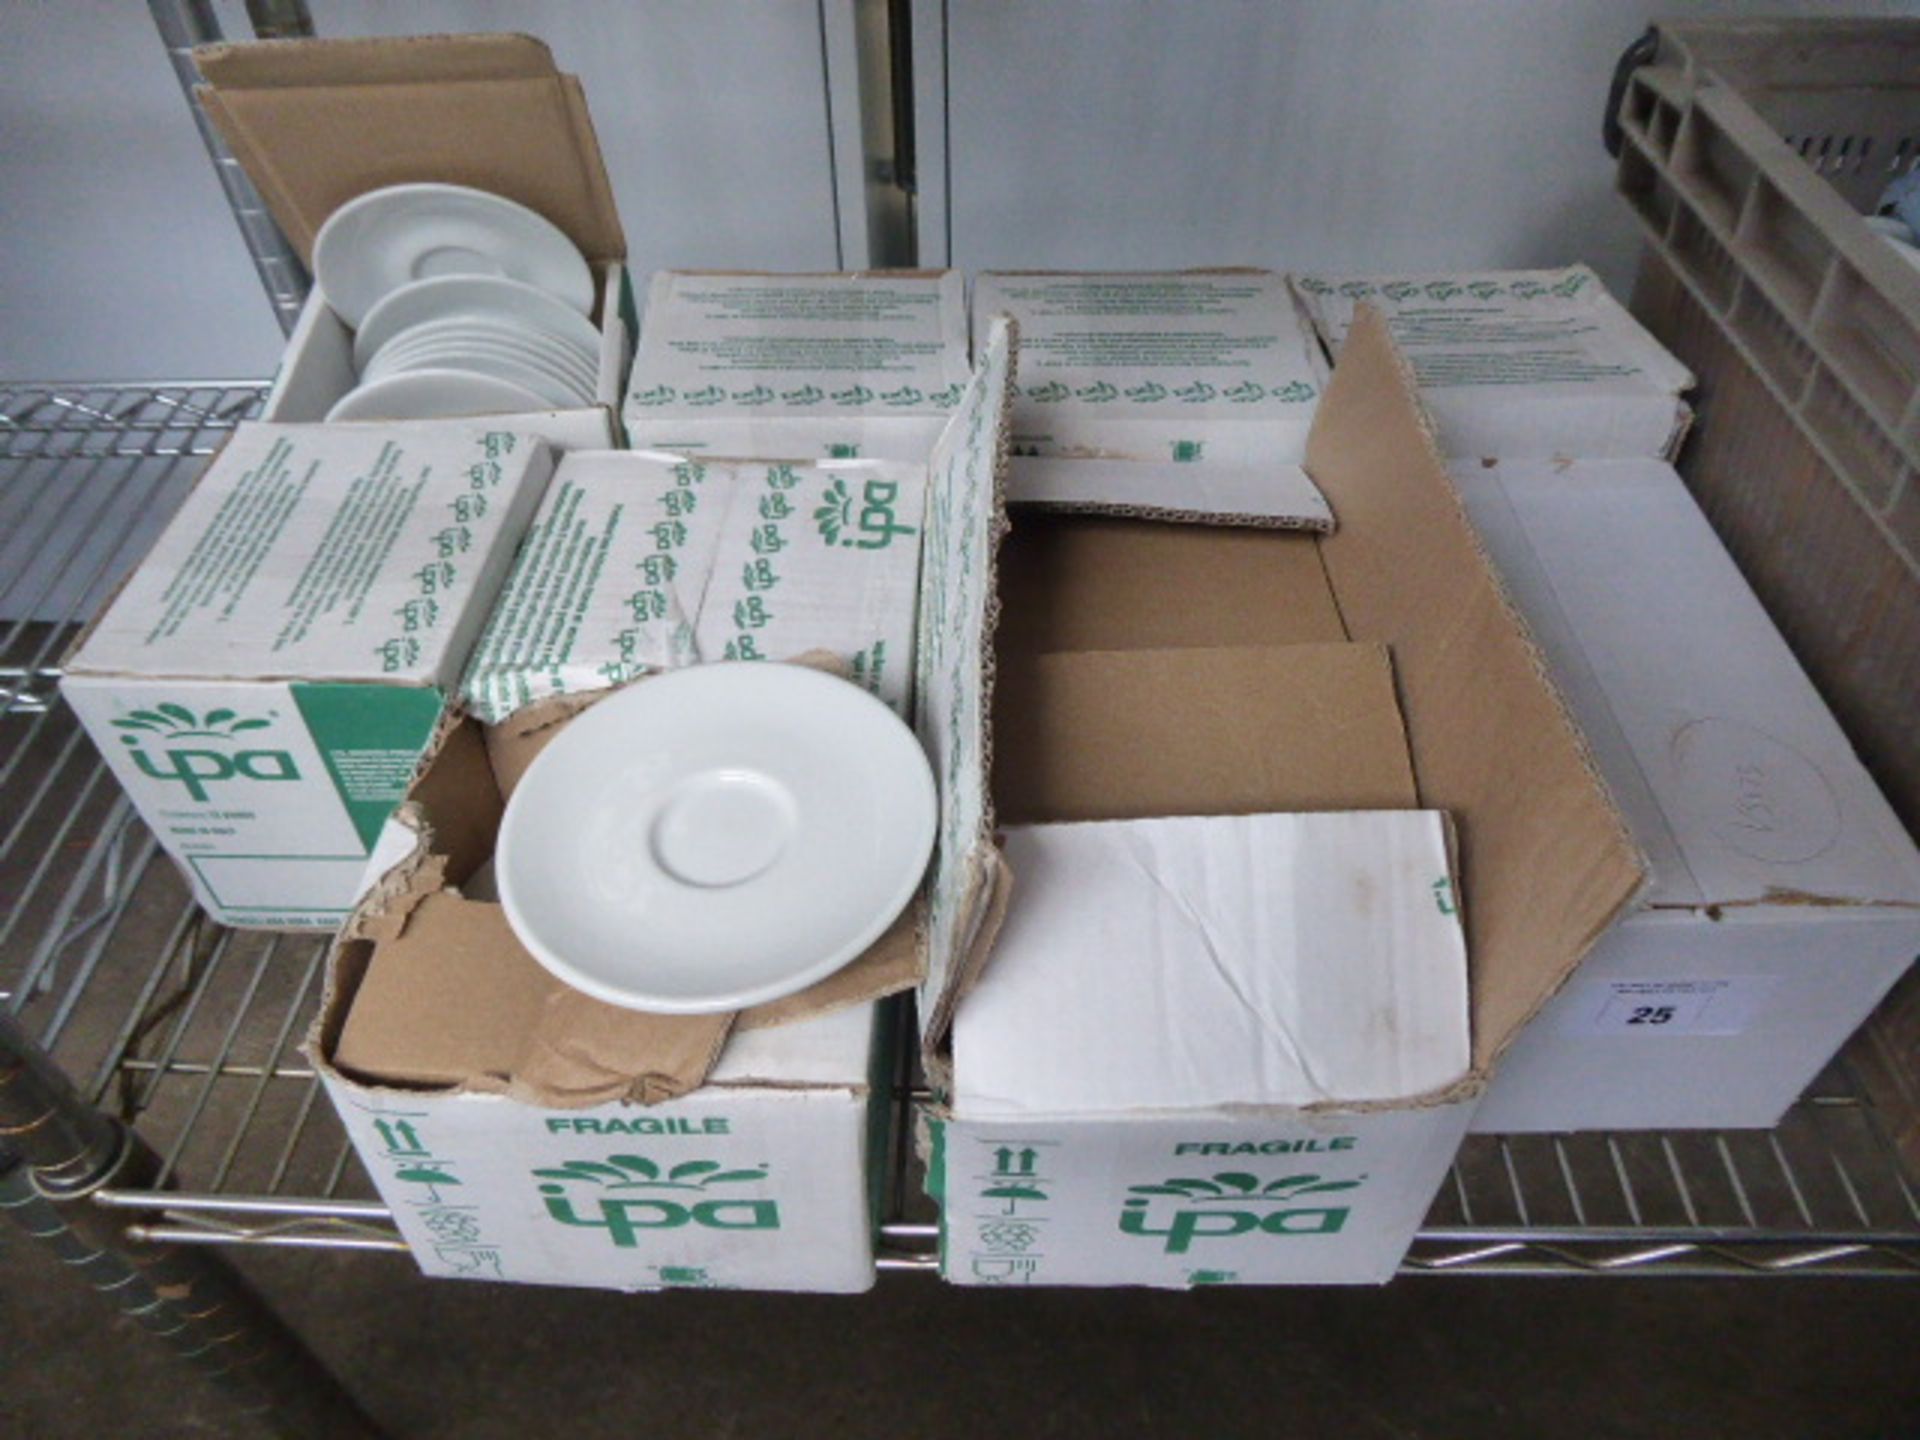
[4,381,1919,1279]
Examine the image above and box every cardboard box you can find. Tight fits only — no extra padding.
[195,35,633,443]
[1453,456,1920,1132]
[63,422,555,929]
[916,309,1646,1286]
[324,883,895,1292]
[1291,266,1693,462]
[975,270,1331,524]
[623,271,971,463]
[459,449,925,723]
[311,317,1017,1292]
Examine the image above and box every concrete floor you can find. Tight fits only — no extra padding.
[4,1229,1919,1439]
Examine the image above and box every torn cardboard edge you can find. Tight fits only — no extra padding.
[912,318,1020,1060]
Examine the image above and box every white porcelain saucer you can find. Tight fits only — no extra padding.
[354,274,602,372]
[324,368,551,422]
[367,318,597,389]
[315,183,594,328]
[362,330,592,407]
[495,664,938,1014]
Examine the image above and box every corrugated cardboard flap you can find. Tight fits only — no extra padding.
[1006,456,1334,530]
[915,318,1018,1059]
[196,34,624,263]
[1306,307,1650,1072]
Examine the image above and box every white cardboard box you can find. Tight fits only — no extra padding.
[312,318,1018,1293]
[197,33,634,450]
[916,309,1646,1286]
[975,270,1330,524]
[1291,266,1693,462]
[1454,456,1920,1131]
[63,422,554,929]
[623,271,971,463]
[324,998,892,1292]
[459,449,925,723]
[259,264,630,453]
[939,815,1471,1287]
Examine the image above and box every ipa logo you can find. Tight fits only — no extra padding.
[813,476,917,550]
[534,1154,778,1249]
[112,704,298,802]
[1119,1171,1363,1253]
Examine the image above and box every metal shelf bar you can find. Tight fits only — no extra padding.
[3,380,1919,1282]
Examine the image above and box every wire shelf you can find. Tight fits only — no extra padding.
[4,381,1918,1280]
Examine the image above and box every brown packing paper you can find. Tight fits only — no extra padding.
[333,893,732,1105]
[994,643,1417,824]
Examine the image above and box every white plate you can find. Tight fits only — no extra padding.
[366,321,597,397]
[324,369,551,422]
[355,274,602,372]
[362,339,587,409]
[496,664,937,1014]
[366,316,598,390]
[314,182,594,328]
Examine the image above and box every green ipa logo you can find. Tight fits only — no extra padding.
[814,476,917,550]
[113,704,298,802]
[535,1154,779,1249]
[1119,1171,1362,1253]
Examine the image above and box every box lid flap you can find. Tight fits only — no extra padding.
[953,811,1470,1115]
[996,513,1349,655]
[195,34,624,263]
[994,643,1417,824]
[1307,308,1649,1069]
[1007,456,1332,530]
[1454,457,1920,910]
[914,317,1017,1055]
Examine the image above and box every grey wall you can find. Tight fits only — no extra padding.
[915,0,1920,291]
[7,1,1918,380]
[1,1,862,380]
[0,4,289,380]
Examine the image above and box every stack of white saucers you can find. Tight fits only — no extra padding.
[313,183,601,422]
